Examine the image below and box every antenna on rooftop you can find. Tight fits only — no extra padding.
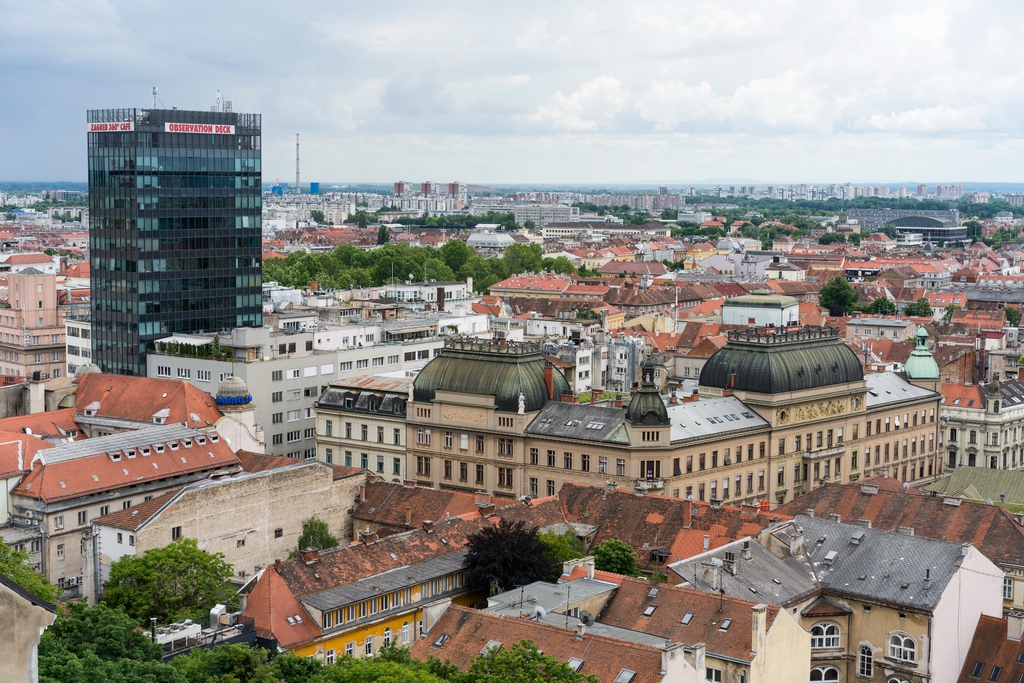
[151,87,166,109]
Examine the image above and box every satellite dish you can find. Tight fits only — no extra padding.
[579,610,595,626]
[533,605,547,620]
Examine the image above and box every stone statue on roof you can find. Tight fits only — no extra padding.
[518,392,525,415]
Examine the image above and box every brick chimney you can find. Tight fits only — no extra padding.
[405,506,413,526]
[299,547,321,562]
[478,503,496,517]
[682,498,693,528]
[274,558,282,572]
[1009,612,1024,642]
[423,520,434,533]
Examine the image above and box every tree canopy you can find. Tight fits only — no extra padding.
[902,297,933,318]
[1008,307,1022,328]
[463,518,559,595]
[537,529,584,565]
[818,277,859,316]
[102,537,237,623]
[0,537,59,603]
[291,516,340,559]
[591,537,639,577]
[866,297,897,316]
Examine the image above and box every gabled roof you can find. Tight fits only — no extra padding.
[12,428,238,502]
[235,450,302,474]
[74,373,223,428]
[354,481,522,537]
[600,577,780,663]
[0,407,81,441]
[245,565,322,649]
[559,483,785,571]
[777,482,1024,569]
[955,615,1024,683]
[410,605,669,683]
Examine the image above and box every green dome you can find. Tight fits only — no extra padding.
[904,328,940,380]
[701,327,863,394]
[413,339,569,413]
[626,356,670,425]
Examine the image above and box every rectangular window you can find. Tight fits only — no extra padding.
[272,391,283,402]
[476,435,485,452]
[416,456,431,477]
[394,428,401,445]
[445,431,453,448]
[53,515,64,530]
[460,434,468,450]
[530,448,539,465]
[564,452,573,469]
[617,459,626,476]
[77,510,87,525]
[378,426,384,443]
[547,450,556,467]
[475,464,484,484]
[530,477,538,497]
[172,526,182,540]
[460,462,468,481]
[56,543,64,560]
[599,456,607,474]
[272,433,283,445]
[444,459,452,480]
[1005,577,1014,601]
[547,480,555,496]
[581,454,590,471]
[497,467,513,488]
[393,458,401,475]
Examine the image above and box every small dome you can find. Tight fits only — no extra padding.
[904,328,940,381]
[74,363,101,378]
[626,355,670,426]
[216,375,252,406]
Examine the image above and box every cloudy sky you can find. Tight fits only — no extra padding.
[2,0,1023,185]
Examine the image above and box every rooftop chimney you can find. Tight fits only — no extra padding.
[543,365,554,400]
[298,547,321,562]
[423,520,434,533]
[274,558,282,572]
[703,535,710,551]
[359,486,366,503]
[405,506,413,526]
[682,498,693,528]
[751,604,768,654]
[690,643,706,676]
[1009,612,1024,642]
[790,530,805,557]
[829,514,841,523]
[478,503,496,517]
[575,622,587,640]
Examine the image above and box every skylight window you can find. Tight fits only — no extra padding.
[719,619,733,631]
[481,640,502,656]
[614,669,637,683]
[433,634,449,647]
[643,605,657,616]
[647,587,659,598]
[568,658,584,672]
[681,612,694,625]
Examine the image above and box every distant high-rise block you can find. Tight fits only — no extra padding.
[87,107,263,375]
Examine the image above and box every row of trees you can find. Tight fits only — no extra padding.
[263,241,580,293]
[38,602,597,683]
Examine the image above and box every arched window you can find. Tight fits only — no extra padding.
[888,678,911,683]
[810,666,840,682]
[383,627,392,648]
[810,623,841,649]
[858,646,873,677]
[402,621,411,644]
[888,634,916,662]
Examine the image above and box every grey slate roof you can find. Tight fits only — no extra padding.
[36,424,203,465]
[525,403,629,444]
[865,372,938,409]
[301,550,467,611]
[670,515,967,612]
[666,396,769,443]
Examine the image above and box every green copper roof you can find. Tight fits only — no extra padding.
[701,327,863,394]
[413,338,569,413]
[904,327,940,380]
[626,355,670,425]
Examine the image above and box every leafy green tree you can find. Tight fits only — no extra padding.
[0,538,59,603]
[660,208,678,220]
[879,224,898,239]
[867,297,897,315]
[356,211,369,229]
[462,640,597,683]
[464,518,558,595]
[817,233,845,244]
[903,297,934,317]
[522,219,536,230]
[103,537,236,623]
[1008,307,1022,327]
[943,304,960,322]
[592,537,640,576]
[440,239,472,274]
[541,256,577,275]
[171,643,278,683]
[818,277,859,316]
[377,225,390,245]
[538,529,583,565]
[502,243,543,275]
[310,210,326,225]
[314,656,444,683]
[293,516,339,557]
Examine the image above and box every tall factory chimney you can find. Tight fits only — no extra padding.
[295,134,301,195]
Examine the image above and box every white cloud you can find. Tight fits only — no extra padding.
[514,18,550,50]
[528,76,629,131]
[867,105,989,134]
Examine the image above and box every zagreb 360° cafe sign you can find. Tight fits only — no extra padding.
[87,122,235,134]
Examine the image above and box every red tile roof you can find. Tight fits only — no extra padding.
[955,615,1023,683]
[6,254,53,264]
[354,481,522,538]
[93,488,182,530]
[236,451,302,473]
[601,577,780,662]
[559,483,786,570]
[775,481,1024,567]
[245,565,323,649]
[410,605,670,683]
[0,407,81,441]
[13,432,239,503]
[74,373,224,428]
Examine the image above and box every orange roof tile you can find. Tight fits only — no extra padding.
[245,565,323,649]
[354,481,522,538]
[74,373,223,428]
[410,605,669,683]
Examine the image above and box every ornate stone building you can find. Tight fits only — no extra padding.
[352,328,943,509]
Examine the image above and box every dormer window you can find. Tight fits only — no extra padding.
[125,449,136,459]
[155,444,165,453]
[209,434,219,443]
[183,439,193,448]
[108,452,121,462]
[196,436,206,445]
[140,447,150,456]
[170,442,179,451]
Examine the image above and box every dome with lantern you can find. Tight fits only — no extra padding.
[215,375,252,407]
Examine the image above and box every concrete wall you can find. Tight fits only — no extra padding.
[931,546,1004,683]
[752,608,810,683]
[0,580,55,683]
[136,461,366,581]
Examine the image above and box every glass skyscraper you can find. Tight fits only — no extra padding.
[87,107,263,375]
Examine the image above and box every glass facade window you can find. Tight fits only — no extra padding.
[87,107,263,375]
